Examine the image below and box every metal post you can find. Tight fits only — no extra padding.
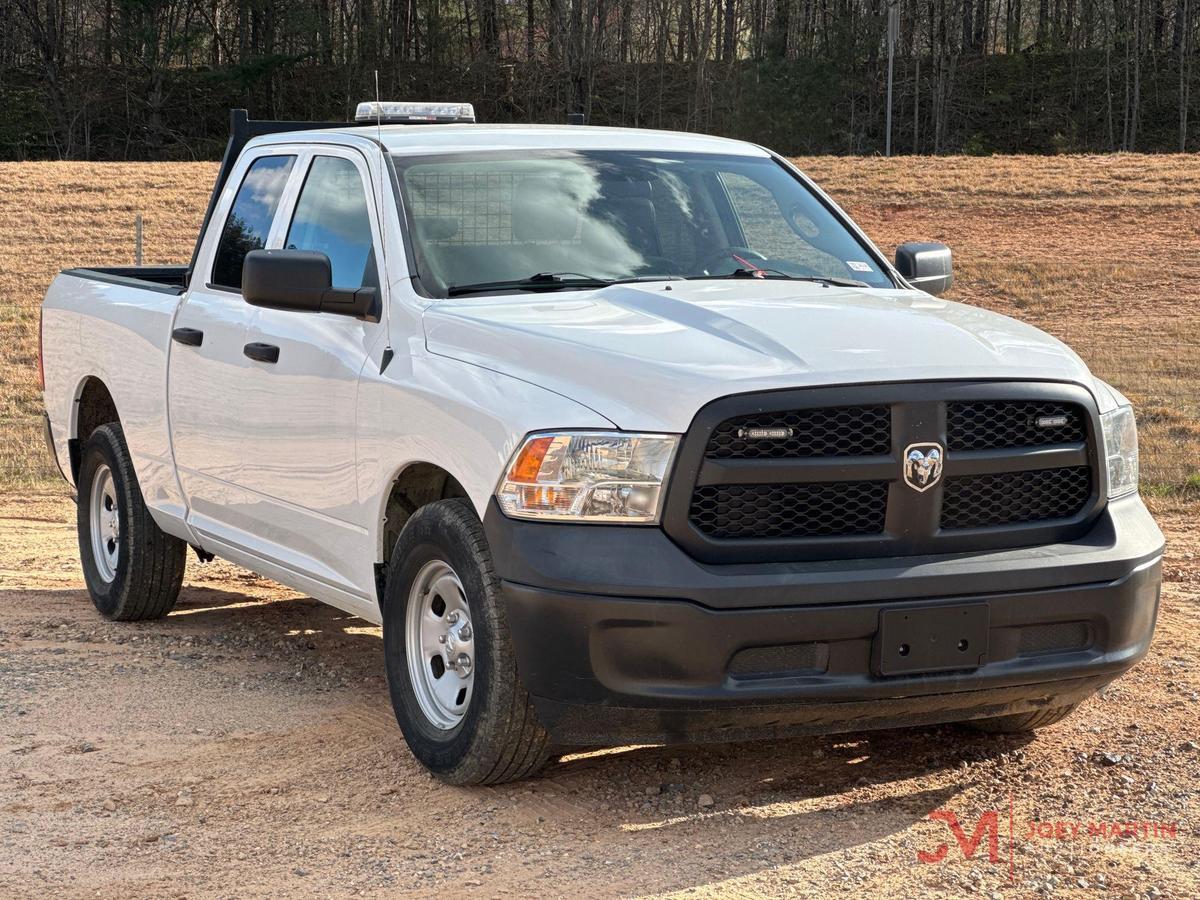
[135,214,143,266]
[886,2,899,157]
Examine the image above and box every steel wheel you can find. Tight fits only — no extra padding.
[383,499,550,783]
[75,424,186,621]
[89,462,120,583]
[405,559,475,730]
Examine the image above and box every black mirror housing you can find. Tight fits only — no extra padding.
[242,249,378,321]
[895,242,953,296]
[243,249,328,312]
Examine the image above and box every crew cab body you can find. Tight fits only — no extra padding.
[41,112,1164,778]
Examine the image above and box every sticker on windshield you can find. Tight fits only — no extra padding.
[846,260,873,272]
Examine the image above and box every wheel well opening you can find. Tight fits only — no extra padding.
[72,377,119,482]
[380,463,468,567]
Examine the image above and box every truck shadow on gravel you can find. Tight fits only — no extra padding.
[22,583,1035,798]
[544,725,1032,814]
[181,586,1035,770]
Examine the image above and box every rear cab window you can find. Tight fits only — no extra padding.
[211,155,296,290]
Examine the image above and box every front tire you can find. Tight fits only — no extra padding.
[76,424,186,620]
[382,499,550,785]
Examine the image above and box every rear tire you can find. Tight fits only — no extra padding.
[76,424,186,621]
[967,702,1080,734]
[381,499,550,785]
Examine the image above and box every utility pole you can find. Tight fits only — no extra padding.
[886,1,899,156]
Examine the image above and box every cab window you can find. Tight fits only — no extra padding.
[285,156,379,290]
[211,155,295,290]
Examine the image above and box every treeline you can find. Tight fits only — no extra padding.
[1,0,1196,159]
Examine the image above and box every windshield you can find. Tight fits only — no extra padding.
[392,150,894,296]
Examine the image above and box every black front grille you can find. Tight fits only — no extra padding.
[707,406,890,459]
[942,466,1093,529]
[689,481,888,539]
[947,400,1086,450]
[665,382,1102,564]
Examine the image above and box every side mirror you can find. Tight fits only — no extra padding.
[895,242,953,296]
[242,249,378,321]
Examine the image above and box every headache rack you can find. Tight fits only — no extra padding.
[186,109,364,283]
[187,102,487,281]
[186,104,593,283]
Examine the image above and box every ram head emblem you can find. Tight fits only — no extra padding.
[903,443,945,492]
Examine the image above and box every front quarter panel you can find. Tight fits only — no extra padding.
[355,345,616,564]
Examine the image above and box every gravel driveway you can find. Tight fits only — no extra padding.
[1,492,1197,898]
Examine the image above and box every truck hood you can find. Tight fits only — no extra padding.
[422,280,1096,433]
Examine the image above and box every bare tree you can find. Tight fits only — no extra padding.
[0,0,1196,158]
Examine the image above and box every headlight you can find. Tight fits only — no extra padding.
[1101,405,1139,498]
[497,432,678,522]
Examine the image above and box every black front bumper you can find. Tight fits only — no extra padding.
[484,494,1164,746]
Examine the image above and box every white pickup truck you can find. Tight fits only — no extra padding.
[40,103,1163,784]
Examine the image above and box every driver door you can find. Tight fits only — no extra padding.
[228,148,387,602]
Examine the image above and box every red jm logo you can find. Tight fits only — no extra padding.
[917,810,1002,864]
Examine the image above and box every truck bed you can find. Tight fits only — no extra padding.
[61,265,188,295]
[41,265,189,515]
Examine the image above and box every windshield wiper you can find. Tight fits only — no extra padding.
[782,274,871,288]
[447,272,607,297]
[689,269,871,288]
[446,272,681,297]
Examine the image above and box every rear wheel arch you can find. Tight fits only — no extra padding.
[70,376,120,482]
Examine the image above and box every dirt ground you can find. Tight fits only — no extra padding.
[1,155,1199,897]
[1,492,1197,898]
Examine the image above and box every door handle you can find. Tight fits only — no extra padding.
[171,327,204,347]
[243,342,280,364]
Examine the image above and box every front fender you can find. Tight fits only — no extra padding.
[356,351,615,563]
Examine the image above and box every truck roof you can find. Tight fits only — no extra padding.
[249,123,771,158]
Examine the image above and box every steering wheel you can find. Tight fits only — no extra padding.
[634,255,681,277]
[700,246,767,276]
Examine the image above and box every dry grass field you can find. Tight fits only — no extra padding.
[1,158,1199,896]
[0,162,214,485]
[801,154,1200,506]
[1,155,1198,502]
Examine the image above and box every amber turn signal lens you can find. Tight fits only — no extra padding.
[507,435,555,483]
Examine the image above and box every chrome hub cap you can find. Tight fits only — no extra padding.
[405,559,475,730]
[89,463,120,582]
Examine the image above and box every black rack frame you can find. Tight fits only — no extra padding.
[186,109,362,281]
